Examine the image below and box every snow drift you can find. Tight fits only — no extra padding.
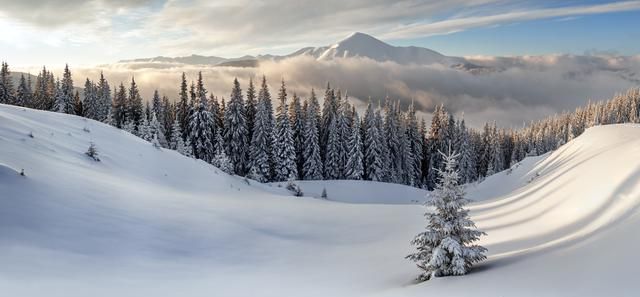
[1,104,640,296]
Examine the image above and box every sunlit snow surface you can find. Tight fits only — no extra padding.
[1,104,639,296]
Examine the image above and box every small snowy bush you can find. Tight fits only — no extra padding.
[85,142,100,161]
[286,181,304,197]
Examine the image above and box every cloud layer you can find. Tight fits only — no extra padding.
[42,54,637,128]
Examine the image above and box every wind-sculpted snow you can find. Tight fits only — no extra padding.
[1,104,639,296]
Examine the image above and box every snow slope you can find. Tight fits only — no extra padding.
[269,180,427,204]
[1,104,640,296]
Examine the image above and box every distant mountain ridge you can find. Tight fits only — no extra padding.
[116,32,469,67]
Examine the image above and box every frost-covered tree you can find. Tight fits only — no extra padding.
[320,83,337,161]
[272,80,297,181]
[363,101,383,181]
[345,113,364,180]
[324,116,342,180]
[0,62,15,105]
[189,101,215,163]
[375,106,390,181]
[113,83,127,128]
[335,92,351,179]
[384,99,402,183]
[458,119,476,183]
[96,72,111,121]
[162,95,174,140]
[151,90,163,123]
[177,72,190,140]
[128,77,144,129]
[103,110,115,126]
[138,116,151,141]
[426,104,448,189]
[302,89,323,180]
[245,77,257,144]
[16,74,32,107]
[33,67,54,110]
[55,64,75,114]
[407,148,487,281]
[83,79,100,120]
[149,112,168,148]
[213,128,233,174]
[224,78,249,175]
[289,92,305,178]
[74,90,83,116]
[248,87,273,182]
[170,119,192,157]
[406,101,423,186]
[257,76,275,171]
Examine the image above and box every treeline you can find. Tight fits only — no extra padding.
[1,61,638,189]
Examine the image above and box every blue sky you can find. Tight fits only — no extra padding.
[1,0,640,66]
[397,9,640,56]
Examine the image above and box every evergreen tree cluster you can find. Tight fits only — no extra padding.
[2,61,638,187]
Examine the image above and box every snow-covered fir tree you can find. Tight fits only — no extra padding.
[55,65,75,114]
[162,95,174,141]
[375,105,391,182]
[138,116,151,141]
[0,62,15,105]
[245,78,257,145]
[83,79,100,120]
[407,147,487,281]
[344,113,364,180]
[406,101,423,186]
[272,80,297,181]
[248,86,273,182]
[384,99,402,183]
[16,74,32,107]
[301,89,323,180]
[213,128,233,174]
[320,84,337,161]
[289,92,305,179]
[335,91,351,179]
[129,78,144,129]
[73,91,83,116]
[151,90,163,125]
[398,109,415,185]
[224,78,249,175]
[113,83,127,128]
[170,119,192,157]
[189,101,215,163]
[177,72,190,140]
[324,116,342,180]
[458,118,476,183]
[96,72,111,121]
[426,104,448,189]
[149,112,168,148]
[363,101,384,181]
[257,76,275,174]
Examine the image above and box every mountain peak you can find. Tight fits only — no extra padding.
[337,32,388,47]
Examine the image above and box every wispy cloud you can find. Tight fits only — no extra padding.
[383,1,640,39]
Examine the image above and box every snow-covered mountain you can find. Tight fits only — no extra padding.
[287,32,464,65]
[2,104,640,296]
[116,32,466,67]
